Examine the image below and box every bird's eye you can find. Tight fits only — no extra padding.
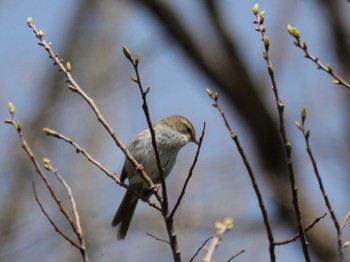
[186,127,192,133]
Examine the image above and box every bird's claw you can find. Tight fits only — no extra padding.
[136,164,144,172]
[149,184,160,193]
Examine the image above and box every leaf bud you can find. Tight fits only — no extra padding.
[252,3,259,15]
[8,102,15,114]
[27,17,33,24]
[122,45,132,60]
[66,62,71,72]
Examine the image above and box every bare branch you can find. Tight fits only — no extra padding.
[227,250,245,261]
[189,236,213,262]
[32,182,81,250]
[122,46,183,262]
[295,109,344,260]
[341,209,350,232]
[206,88,275,261]
[44,161,82,233]
[146,232,170,244]
[287,25,350,89]
[274,213,327,246]
[122,46,164,205]
[5,105,89,261]
[43,160,89,261]
[170,123,205,219]
[253,5,310,260]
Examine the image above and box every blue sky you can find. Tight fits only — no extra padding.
[1,1,350,261]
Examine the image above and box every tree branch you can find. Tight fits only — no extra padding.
[253,5,310,260]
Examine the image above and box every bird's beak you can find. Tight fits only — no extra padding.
[193,138,200,145]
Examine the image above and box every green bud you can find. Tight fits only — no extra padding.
[206,88,213,97]
[67,85,77,92]
[252,3,259,15]
[262,51,267,60]
[215,221,223,232]
[301,108,307,121]
[287,24,293,35]
[230,130,237,139]
[8,102,15,115]
[333,79,340,85]
[122,46,132,60]
[130,75,138,83]
[267,65,273,74]
[295,121,302,129]
[224,217,234,229]
[42,127,58,137]
[4,119,12,124]
[292,27,300,39]
[305,129,310,139]
[302,42,307,50]
[17,121,22,132]
[213,92,219,100]
[27,17,33,24]
[66,62,71,72]
[264,36,270,48]
[135,53,140,65]
[43,158,51,164]
[38,30,45,38]
[144,86,151,95]
[343,241,350,248]
[259,11,265,19]
[327,64,332,73]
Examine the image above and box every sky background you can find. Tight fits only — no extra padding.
[1,0,350,261]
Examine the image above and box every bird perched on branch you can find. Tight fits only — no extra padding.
[112,115,198,239]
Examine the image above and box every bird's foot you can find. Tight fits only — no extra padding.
[149,183,160,193]
[136,164,144,172]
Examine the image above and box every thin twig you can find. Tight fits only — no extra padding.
[42,128,161,211]
[123,46,166,207]
[122,47,182,262]
[189,236,213,262]
[170,123,206,219]
[287,25,350,89]
[44,160,89,261]
[295,109,344,261]
[253,5,310,261]
[206,88,275,261]
[341,209,350,232]
[5,106,89,261]
[274,213,327,246]
[146,232,170,244]
[32,182,81,249]
[227,250,245,261]
[45,162,82,233]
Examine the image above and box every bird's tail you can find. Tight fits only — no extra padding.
[112,190,138,240]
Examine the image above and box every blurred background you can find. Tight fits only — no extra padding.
[1,0,350,261]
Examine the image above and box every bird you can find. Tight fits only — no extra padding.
[112,115,198,239]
